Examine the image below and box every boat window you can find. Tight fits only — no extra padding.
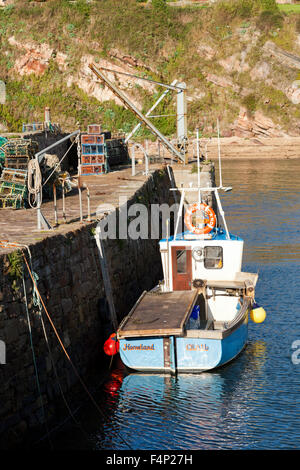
[204,246,223,269]
[176,250,187,274]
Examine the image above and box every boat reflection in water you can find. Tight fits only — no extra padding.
[96,340,267,450]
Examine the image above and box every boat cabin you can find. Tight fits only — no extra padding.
[159,228,244,292]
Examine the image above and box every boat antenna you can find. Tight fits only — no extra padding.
[217,118,223,188]
[196,127,201,207]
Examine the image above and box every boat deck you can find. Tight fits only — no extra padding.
[117,289,198,338]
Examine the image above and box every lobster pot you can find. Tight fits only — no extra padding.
[3,139,38,158]
[81,134,104,145]
[87,124,102,134]
[80,128,108,175]
[0,168,28,209]
[5,157,29,170]
[80,164,105,176]
[22,123,44,133]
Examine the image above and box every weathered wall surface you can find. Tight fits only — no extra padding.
[0,167,175,448]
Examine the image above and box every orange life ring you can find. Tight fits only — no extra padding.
[184,203,216,235]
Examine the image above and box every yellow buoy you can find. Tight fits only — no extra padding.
[250,303,266,324]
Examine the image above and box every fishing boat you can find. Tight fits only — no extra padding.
[109,146,265,374]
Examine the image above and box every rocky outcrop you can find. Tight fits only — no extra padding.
[219,52,250,74]
[250,61,271,81]
[262,41,300,70]
[8,36,67,75]
[233,108,286,138]
[205,73,240,92]
[67,54,157,108]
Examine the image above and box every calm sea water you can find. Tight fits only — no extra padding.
[50,158,300,450]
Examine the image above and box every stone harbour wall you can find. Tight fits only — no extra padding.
[0,168,175,448]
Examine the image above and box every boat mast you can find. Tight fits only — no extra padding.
[172,121,232,240]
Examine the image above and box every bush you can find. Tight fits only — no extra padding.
[242,94,258,114]
[256,10,283,32]
[260,0,278,13]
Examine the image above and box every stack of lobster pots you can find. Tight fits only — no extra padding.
[0,139,38,209]
[80,124,108,176]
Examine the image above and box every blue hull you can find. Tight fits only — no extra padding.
[119,316,248,373]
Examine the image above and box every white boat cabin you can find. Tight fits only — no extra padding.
[159,229,244,292]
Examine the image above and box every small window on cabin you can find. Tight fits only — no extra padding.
[204,246,223,269]
[176,250,187,274]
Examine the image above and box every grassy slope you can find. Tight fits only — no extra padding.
[0,0,300,137]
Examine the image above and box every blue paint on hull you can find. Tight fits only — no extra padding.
[119,319,248,373]
[176,322,248,372]
[119,337,165,371]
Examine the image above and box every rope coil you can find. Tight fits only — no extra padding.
[27,159,42,208]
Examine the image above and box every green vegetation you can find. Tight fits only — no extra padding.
[6,249,28,294]
[278,4,300,14]
[0,0,299,136]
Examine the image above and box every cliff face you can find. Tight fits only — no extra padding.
[1,0,300,137]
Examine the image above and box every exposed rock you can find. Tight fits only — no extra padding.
[285,82,300,105]
[8,36,67,75]
[0,122,8,133]
[54,51,68,72]
[108,48,155,73]
[250,61,270,81]
[197,44,216,60]
[263,40,300,70]
[233,108,286,138]
[68,54,157,108]
[186,89,205,102]
[205,73,240,92]
[219,52,250,74]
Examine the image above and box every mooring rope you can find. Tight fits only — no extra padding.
[1,239,132,450]
[22,252,133,451]
[27,159,43,209]
[22,270,53,449]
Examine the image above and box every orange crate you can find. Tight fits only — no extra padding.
[87,124,102,134]
[81,164,105,175]
[81,134,96,144]
[90,155,105,164]
[81,155,105,164]
[81,155,92,164]
[81,134,105,144]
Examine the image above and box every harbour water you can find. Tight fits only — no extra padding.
[48,157,300,450]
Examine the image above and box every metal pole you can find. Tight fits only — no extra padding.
[35,129,80,231]
[87,186,91,222]
[89,64,184,163]
[125,80,178,143]
[174,190,185,239]
[53,184,58,226]
[79,186,83,222]
[214,189,230,239]
[144,150,149,176]
[95,67,184,92]
[196,128,201,207]
[217,119,223,188]
[166,218,170,292]
[95,225,118,331]
[131,145,135,177]
[62,181,66,222]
